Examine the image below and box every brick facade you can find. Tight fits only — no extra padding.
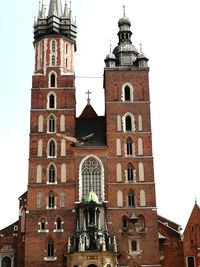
[0,1,193,267]
[183,203,200,267]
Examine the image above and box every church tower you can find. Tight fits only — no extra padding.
[103,9,161,267]
[25,0,77,266]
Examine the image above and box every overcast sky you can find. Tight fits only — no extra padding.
[0,0,200,231]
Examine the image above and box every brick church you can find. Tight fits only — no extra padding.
[0,1,198,267]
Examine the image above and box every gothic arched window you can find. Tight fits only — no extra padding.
[187,257,195,267]
[48,93,56,109]
[122,216,128,230]
[48,114,56,133]
[52,40,56,53]
[51,55,55,66]
[50,73,56,87]
[124,113,135,132]
[127,163,135,182]
[48,139,56,157]
[49,72,57,88]
[128,190,135,207]
[125,116,132,131]
[48,164,56,183]
[131,240,137,252]
[56,218,62,230]
[126,138,134,156]
[51,40,57,67]
[122,83,134,102]
[48,192,55,209]
[39,218,47,232]
[47,240,55,257]
[80,156,103,200]
[125,86,131,101]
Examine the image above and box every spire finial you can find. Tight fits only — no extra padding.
[64,0,68,17]
[39,0,41,11]
[110,44,112,54]
[38,0,42,18]
[69,1,72,18]
[195,197,197,205]
[140,43,143,54]
[86,90,91,105]
[123,4,126,17]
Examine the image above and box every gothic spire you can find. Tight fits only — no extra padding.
[48,0,63,17]
[34,0,77,45]
[64,0,69,17]
[40,2,46,18]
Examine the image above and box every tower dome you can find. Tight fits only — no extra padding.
[118,16,131,27]
[111,8,139,66]
[105,45,116,68]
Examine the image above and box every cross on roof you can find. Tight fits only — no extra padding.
[86,90,91,105]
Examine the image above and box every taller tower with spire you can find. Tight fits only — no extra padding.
[25,1,77,266]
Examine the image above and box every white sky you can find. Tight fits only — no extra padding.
[0,0,200,231]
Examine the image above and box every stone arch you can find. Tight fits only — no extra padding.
[123,112,135,132]
[122,82,134,102]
